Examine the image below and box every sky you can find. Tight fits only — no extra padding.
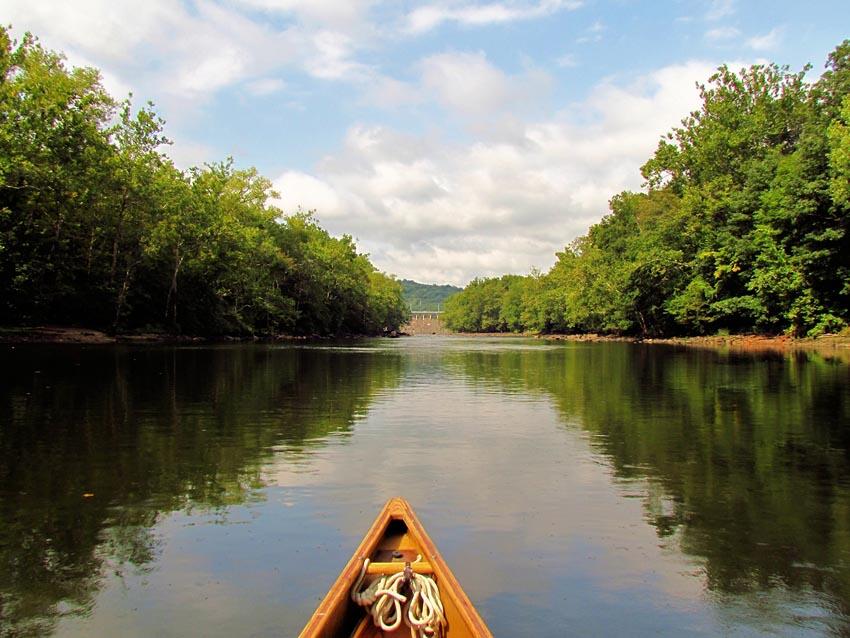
[5,1,848,285]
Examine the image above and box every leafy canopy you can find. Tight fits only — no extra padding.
[0,27,408,336]
[446,41,850,338]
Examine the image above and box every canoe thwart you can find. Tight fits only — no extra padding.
[365,561,434,575]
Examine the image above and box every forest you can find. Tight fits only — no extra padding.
[400,279,461,311]
[0,28,409,337]
[444,41,850,337]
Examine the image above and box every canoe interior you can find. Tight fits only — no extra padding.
[299,498,491,638]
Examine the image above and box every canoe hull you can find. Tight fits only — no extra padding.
[299,498,492,638]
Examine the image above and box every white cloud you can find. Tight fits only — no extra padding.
[60,50,134,99]
[167,139,220,170]
[274,171,344,215]
[361,50,552,119]
[359,75,422,108]
[4,0,176,62]
[575,21,604,45]
[245,77,286,96]
[177,45,249,94]
[705,0,735,21]
[576,34,601,44]
[5,0,377,107]
[304,30,371,80]
[705,26,740,42]
[230,0,377,28]
[273,60,716,284]
[156,2,302,97]
[420,51,551,121]
[6,1,750,286]
[747,27,783,51]
[556,53,578,68]
[405,0,583,34]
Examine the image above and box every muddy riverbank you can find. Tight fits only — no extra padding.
[0,326,316,344]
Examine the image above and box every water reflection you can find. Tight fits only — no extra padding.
[449,342,850,631]
[0,344,404,636]
[1,339,850,636]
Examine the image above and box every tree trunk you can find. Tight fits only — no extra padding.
[164,246,184,327]
[110,192,128,282]
[113,263,133,330]
[86,228,96,275]
[637,310,648,336]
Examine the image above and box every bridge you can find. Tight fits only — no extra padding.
[403,310,450,335]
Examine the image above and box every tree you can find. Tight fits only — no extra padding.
[0,27,408,337]
[447,41,850,337]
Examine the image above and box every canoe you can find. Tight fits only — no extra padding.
[300,497,493,637]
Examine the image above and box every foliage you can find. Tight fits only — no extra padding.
[0,28,407,336]
[446,41,850,337]
[400,279,461,311]
[443,275,531,332]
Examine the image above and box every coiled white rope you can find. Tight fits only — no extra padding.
[350,556,446,637]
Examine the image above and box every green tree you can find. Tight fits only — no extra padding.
[0,30,115,324]
[0,27,407,338]
[448,42,850,337]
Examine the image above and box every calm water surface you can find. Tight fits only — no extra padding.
[2,337,850,636]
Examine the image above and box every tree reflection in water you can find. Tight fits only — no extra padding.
[0,344,404,636]
[452,343,850,619]
[2,341,850,636]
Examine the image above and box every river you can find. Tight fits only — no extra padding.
[1,337,849,636]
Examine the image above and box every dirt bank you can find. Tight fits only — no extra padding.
[0,326,209,344]
[537,332,850,361]
[422,330,850,361]
[4,326,849,362]
[0,326,396,344]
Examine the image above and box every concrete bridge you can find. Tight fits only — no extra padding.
[403,310,451,335]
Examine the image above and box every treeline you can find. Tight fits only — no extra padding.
[0,28,409,337]
[400,279,461,311]
[445,41,850,337]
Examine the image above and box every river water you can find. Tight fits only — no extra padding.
[1,337,850,636]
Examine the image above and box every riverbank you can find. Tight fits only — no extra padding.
[0,326,390,344]
[5,327,850,362]
[0,326,259,344]
[535,332,850,360]
[426,330,850,361]
[537,331,850,347]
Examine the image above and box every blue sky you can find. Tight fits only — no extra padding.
[6,1,848,284]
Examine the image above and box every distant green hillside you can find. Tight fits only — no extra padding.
[401,280,461,311]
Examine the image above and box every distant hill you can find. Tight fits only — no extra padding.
[400,280,461,311]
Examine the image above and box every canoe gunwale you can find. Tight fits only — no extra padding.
[298,497,492,637]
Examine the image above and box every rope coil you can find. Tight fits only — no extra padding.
[351,556,446,637]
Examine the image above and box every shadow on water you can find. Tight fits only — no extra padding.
[452,342,850,628]
[0,344,404,637]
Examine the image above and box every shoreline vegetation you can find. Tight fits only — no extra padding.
[0,325,396,344]
[3,325,849,362]
[538,331,850,361]
[3,29,849,343]
[0,28,409,340]
[444,41,850,341]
